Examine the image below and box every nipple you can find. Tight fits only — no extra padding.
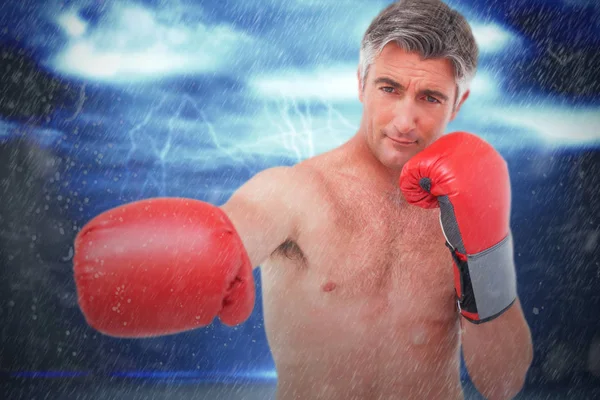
[322,281,337,292]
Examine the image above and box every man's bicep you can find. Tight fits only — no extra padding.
[220,167,296,268]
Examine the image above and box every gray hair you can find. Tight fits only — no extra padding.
[359,0,479,108]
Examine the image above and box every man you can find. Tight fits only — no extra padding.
[73,1,533,399]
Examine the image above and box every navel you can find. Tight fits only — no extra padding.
[322,281,337,292]
[411,326,429,346]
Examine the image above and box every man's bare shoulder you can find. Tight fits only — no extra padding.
[244,163,325,200]
[223,163,332,229]
[219,163,329,267]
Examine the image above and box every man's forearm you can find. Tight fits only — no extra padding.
[461,298,533,400]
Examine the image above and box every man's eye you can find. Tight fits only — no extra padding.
[381,86,395,93]
[425,95,440,103]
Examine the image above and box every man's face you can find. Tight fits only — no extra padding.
[358,42,467,170]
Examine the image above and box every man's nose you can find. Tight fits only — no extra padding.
[391,98,417,135]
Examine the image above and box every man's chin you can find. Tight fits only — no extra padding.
[379,150,414,171]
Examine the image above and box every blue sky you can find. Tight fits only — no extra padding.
[0,0,597,206]
[2,0,599,172]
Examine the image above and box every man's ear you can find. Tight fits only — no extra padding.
[450,89,470,121]
[357,69,364,103]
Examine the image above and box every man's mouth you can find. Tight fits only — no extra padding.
[387,136,417,146]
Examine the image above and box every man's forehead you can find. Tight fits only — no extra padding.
[370,45,456,89]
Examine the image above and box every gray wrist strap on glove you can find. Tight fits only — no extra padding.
[438,196,518,324]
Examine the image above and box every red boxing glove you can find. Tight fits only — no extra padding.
[73,198,255,337]
[399,132,517,324]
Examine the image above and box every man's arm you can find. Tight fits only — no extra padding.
[461,298,533,400]
[398,132,533,398]
[220,166,300,269]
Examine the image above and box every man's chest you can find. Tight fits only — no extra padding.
[293,193,454,302]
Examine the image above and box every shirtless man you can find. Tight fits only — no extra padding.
[73,1,533,399]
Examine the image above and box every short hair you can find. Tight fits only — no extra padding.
[359,0,479,107]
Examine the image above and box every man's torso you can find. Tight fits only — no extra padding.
[260,151,463,399]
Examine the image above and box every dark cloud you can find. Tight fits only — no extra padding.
[501,1,600,100]
[0,42,81,125]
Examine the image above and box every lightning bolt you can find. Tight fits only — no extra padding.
[118,92,356,200]
[119,94,169,199]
